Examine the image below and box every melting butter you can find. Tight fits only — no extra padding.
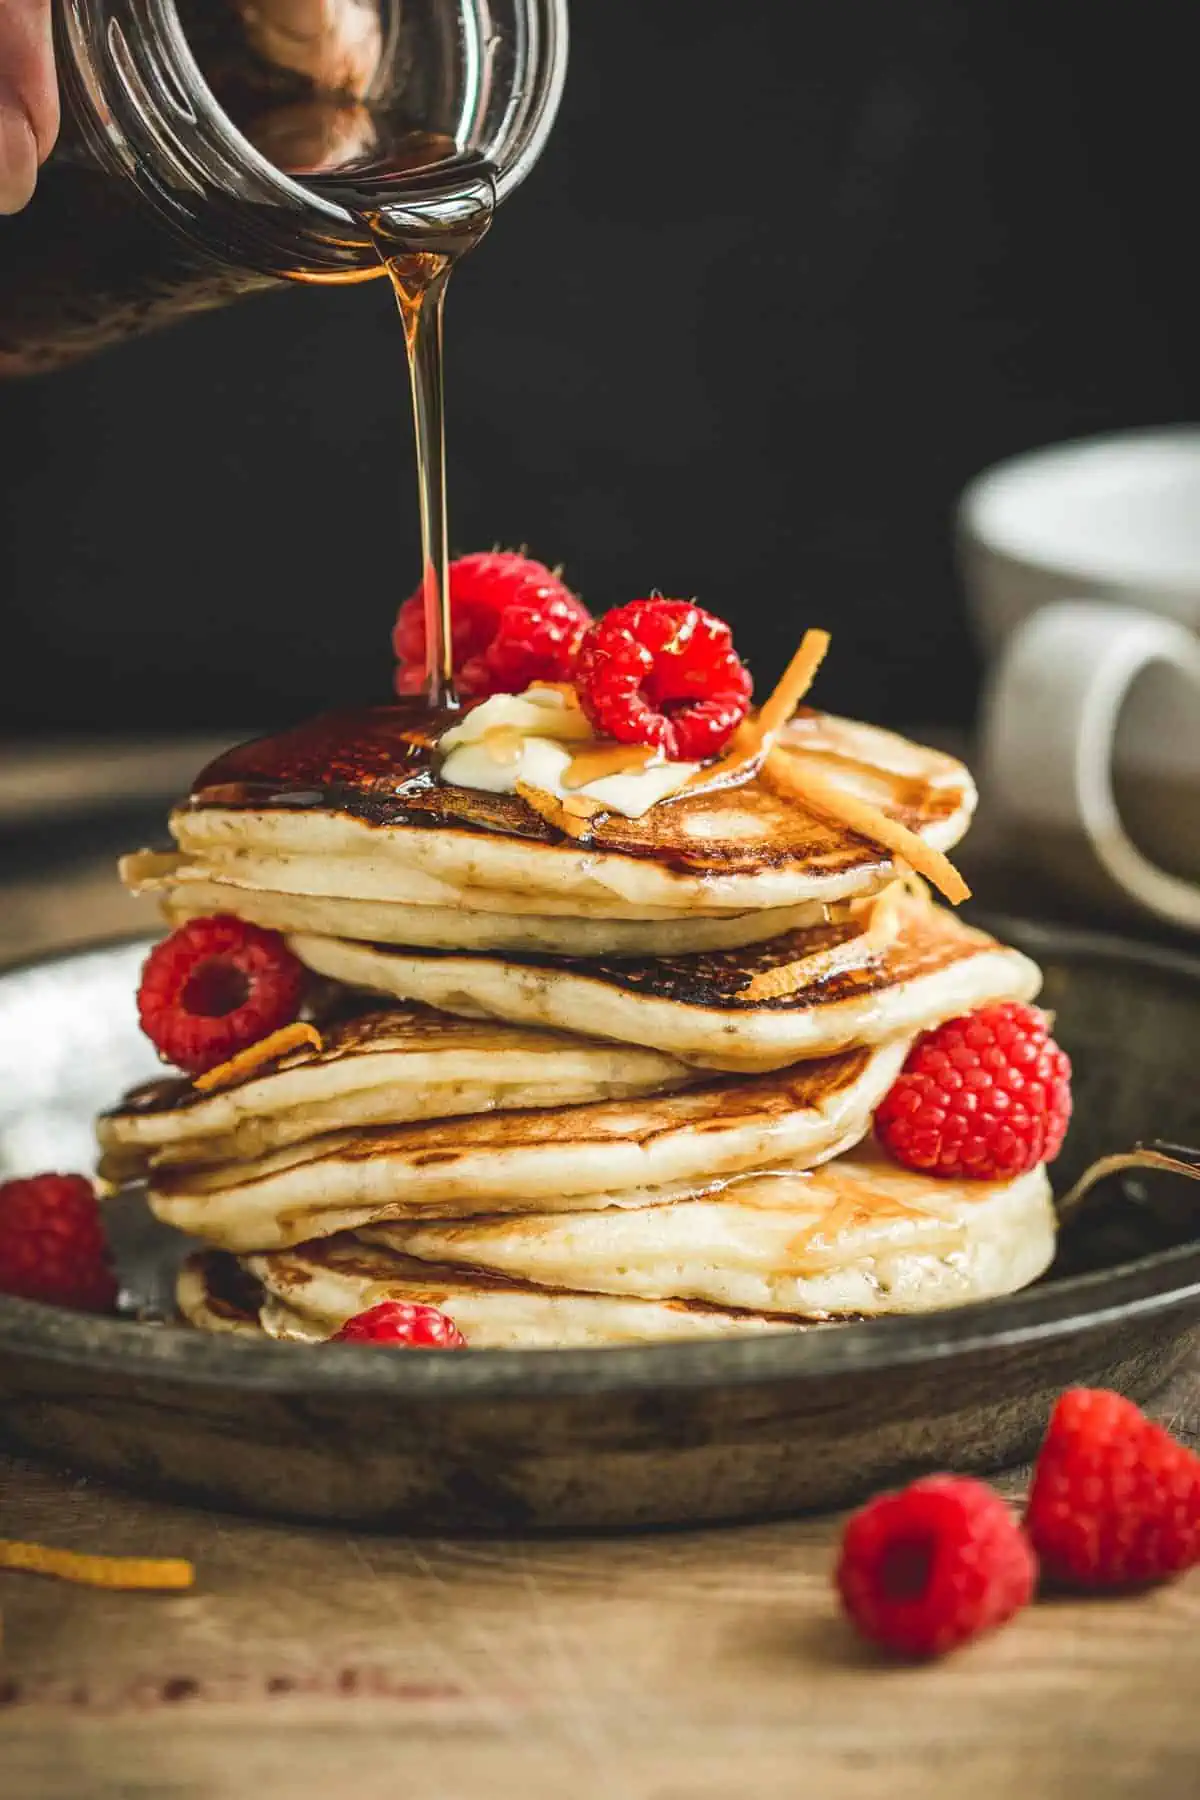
[437,688,701,819]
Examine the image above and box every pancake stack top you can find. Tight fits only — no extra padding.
[101,616,1062,1349]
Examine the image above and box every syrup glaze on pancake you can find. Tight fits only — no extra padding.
[184,704,967,879]
[485,911,979,1011]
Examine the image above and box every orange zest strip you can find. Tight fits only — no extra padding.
[762,749,971,906]
[739,877,919,1003]
[756,628,832,739]
[740,939,863,1003]
[0,1540,195,1591]
[682,628,832,798]
[192,1022,323,1094]
[514,780,598,841]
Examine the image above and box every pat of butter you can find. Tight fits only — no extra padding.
[437,688,700,820]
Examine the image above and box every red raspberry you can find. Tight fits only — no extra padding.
[836,1475,1036,1658]
[137,916,307,1075]
[393,552,590,698]
[574,598,752,761]
[0,1174,118,1313]
[874,1002,1071,1180]
[1026,1389,1200,1588]
[330,1301,467,1348]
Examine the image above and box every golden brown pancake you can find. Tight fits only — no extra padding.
[145,1037,908,1251]
[167,708,976,917]
[178,1243,802,1349]
[289,892,1040,1071]
[98,1002,693,1179]
[364,1143,1057,1318]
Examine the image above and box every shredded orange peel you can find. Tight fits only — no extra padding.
[518,626,970,908]
[514,779,597,839]
[761,749,970,905]
[192,1022,323,1094]
[739,874,925,1003]
[0,1539,195,1591]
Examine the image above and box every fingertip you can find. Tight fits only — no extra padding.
[0,93,39,213]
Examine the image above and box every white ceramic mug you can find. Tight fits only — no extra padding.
[958,428,1200,931]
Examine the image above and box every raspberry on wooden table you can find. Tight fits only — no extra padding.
[137,916,307,1075]
[575,598,752,761]
[874,1003,1071,1180]
[0,1174,117,1313]
[330,1301,468,1348]
[393,552,590,698]
[1026,1388,1200,1588]
[835,1474,1036,1658]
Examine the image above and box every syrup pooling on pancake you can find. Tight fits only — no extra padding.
[165,708,975,921]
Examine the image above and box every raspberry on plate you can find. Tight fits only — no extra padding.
[0,1173,117,1313]
[874,1002,1071,1180]
[1026,1388,1200,1588]
[137,916,307,1076]
[836,1474,1036,1658]
[330,1301,468,1348]
[393,551,590,698]
[574,598,752,761]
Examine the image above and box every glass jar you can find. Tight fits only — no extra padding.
[0,0,567,374]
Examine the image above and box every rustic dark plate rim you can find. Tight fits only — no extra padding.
[2,919,1199,1401]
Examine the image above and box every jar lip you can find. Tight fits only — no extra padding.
[158,0,567,231]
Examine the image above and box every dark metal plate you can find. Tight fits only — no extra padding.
[1,920,1198,1531]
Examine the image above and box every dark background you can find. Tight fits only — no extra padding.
[1,0,1196,738]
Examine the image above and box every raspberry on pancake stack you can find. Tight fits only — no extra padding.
[100,558,1071,1350]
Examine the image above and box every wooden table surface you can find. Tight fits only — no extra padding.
[2,741,1199,1800]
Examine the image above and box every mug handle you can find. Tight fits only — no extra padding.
[979,599,1200,930]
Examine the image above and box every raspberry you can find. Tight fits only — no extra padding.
[874,1002,1071,1180]
[137,916,307,1076]
[1025,1389,1200,1588]
[330,1301,467,1348]
[0,1174,117,1313]
[836,1475,1036,1658]
[575,598,752,761]
[393,552,590,698]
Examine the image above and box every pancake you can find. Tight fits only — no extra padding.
[176,1249,266,1338]
[179,1243,802,1349]
[170,708,976,917]
[146,1037,909,1251]
[126,854,840,957]
[97,1004,694,1179]
[289,891,1041,1072]
[364,1142,1057,1318]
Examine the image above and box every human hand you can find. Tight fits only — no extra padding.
[0,0,58,213]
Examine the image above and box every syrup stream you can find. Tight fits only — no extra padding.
[364,157,496,708]
[383,249,456,705]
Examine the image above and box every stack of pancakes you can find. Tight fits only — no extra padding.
[102,707,1058,1348]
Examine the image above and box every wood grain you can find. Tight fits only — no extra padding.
[3,1376,1200,1800]
[3,743,1200,1799]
